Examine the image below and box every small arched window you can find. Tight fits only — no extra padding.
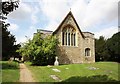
[85,48,90,56]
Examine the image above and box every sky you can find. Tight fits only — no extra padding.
[4,0,119,44]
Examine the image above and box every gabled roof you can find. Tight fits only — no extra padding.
[53,11,85,38]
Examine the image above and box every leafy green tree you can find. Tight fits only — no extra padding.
[17,33,58,65]
[42,35,58,65]
[16,39,32,61]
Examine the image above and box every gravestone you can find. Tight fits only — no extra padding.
[52,68,61,72]
[54,56,59,66]
[50,75,61,81]
[86,66,99,70]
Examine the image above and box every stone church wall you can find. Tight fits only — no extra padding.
[82,32,95,63]
[56,30,95,64]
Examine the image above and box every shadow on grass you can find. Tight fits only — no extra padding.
[2,61,19,69]
[28,62,70,66]
[56,75,118,83]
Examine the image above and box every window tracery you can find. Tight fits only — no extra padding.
[62,25,76,46]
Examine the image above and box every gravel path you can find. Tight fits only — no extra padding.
[19,63,35,82]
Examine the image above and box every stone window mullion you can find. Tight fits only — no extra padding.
[67,28,69,46]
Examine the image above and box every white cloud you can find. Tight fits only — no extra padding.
[71,0,88,29]
[38,0,71,31]
[7,1,40,24]
[39,0,70,21]
[31,15,38,25]
[31,6,39,25]
[95,26,118,39]
[25,26,37,40]
[6,0,118,44]
[8,23,19,32]
[16,37,27,44]
[82,0,118,29]
[38,0,118,31]
[44,20,58,31]
[16,26,37,44]
[4,20,19,40]
[8,2,32,20]
[4,19,19,34]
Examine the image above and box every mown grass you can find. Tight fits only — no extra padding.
[1,61,20,83]
[25,62,119,82]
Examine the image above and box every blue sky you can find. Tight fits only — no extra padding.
[4,0,118,44]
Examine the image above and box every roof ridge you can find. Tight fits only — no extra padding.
[37,29,53,32]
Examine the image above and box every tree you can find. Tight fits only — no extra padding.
[2,23,15,60]
[1,1,19,16]
[17,33,59,65]
[95,32,120,62]
[42,35,58,65]
[1,0,19,60]
[106,32,120,62]
[95,36,110,61]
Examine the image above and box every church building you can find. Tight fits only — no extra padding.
[37,11,95,64]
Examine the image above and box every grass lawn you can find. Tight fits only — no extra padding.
[25,62,119,82]
[1,61,20,82]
